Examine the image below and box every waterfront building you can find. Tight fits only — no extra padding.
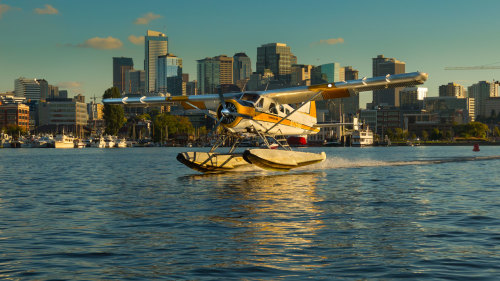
[484,96,500,119]
[197,55,233,94]
[125,69,146,95]
[400,87,428,110]
[157,53,183,96]
[0,103,30,131]
[467,81,499,118]
[291,64,312,86]
[376,108,401,137]
[424,96,475,123]
[14,78,41,101]
[372,55,405,107]
[113,57,134,93]
[38,98,89,133]
[439,82,466,98]
[359,109,377,132]
[233,53,252,85]
[256,43,293,84]
[145,30,168,93]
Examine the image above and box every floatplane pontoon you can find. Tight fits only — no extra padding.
[103,72,428,173]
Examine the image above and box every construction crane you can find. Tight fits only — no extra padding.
[445,62,500,70]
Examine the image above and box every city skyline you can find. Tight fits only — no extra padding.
[1,0,500,108]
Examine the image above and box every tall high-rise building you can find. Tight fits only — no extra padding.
[145,30,168,93]
[157,53,183,96]
[343,66,359,81]
[233,53,252,84]
[468,81,499,117]
[14,78,41,101]
[400,87,428,109]
[125,70,146,95]
[372,55,405,107]
[113,57,134,93]
[256,43,293,84]
[439,82,465,98]
[291,64,312,86]
[48,85,59,99]
[311,63,344,84]
[36,79,49,101]
[197,55,233,94]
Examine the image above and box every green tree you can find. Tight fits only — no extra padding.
[5,124,26,139]
[430,128,442,140]
[493,126,500,137]
[453,122,489,139]
[421,130,429,141]
[152,113,194,142]
[102,87,125,135]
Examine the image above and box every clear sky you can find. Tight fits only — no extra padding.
[1,0,500,107]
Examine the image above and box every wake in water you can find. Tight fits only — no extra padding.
[301,155,500,171]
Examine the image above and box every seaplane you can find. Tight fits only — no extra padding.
[103,71,428,173]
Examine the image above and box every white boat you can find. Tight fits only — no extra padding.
[351,128,374,147]
[114,138,127,148]
[90,136,106,148]
[54,134,75,149]
[74,140,86,148]
[35,135,55,148]
[104,136,115,148]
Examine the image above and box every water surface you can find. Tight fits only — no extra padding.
[1,146,499,279]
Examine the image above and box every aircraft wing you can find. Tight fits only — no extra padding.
[259,72,428,104]
[102,92,242,111]
[102,72,427,108]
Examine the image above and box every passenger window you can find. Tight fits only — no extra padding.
[269,103,277,114]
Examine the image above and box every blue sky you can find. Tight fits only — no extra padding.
[1,0,500,107]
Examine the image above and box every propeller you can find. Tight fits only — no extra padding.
[207,87,230,138]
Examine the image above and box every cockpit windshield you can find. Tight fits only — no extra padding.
[240,93,260,103]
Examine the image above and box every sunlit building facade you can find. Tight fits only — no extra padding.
[145,30,168,93]
[157,54,183,96]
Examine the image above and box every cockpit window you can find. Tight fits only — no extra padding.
[256,98,264,108]
[240,93,260,103]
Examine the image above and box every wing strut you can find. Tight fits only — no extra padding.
[265,90,323,134]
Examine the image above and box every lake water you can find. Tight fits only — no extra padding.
[1,146,499,280]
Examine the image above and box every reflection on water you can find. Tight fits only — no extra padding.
[185,172,326,271]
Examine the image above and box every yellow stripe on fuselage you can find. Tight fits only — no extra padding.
[253,112,319,133]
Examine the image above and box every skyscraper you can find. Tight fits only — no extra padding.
[256,43,293,84]
[311,63,344,84]
[14,78,41,101]
[233,53,252,84]
[157,53,183,96]
[145,30,168,93]
[372,55,405,107]
[468,81,499,117]
[439,82,465,98]
[113,57,134,93]
[197,55,233,94]
[124,70,146,95]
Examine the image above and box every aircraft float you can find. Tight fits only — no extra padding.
[103,72,428,173]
